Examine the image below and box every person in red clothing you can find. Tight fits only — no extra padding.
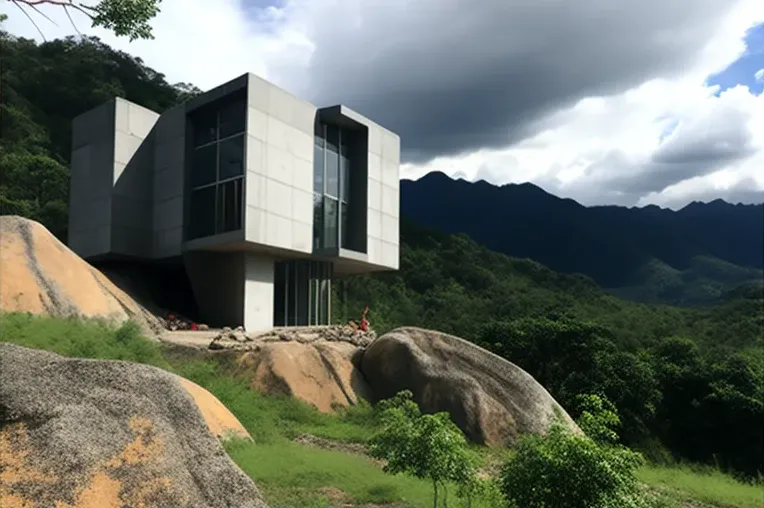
[360,306,370,331]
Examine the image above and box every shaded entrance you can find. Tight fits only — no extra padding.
[273,260,333,326]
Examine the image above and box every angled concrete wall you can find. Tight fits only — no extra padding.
[244,73,316,254]
[112,98,159,257]
[69,100,117,258]
[152,103,186,258]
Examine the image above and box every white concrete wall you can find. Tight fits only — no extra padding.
[244,74,316,254]
[243,254,275,331]
[366,123,401,270]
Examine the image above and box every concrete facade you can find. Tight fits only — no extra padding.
[69,73,400,331]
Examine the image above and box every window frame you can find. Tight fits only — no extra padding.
[187,98,246,241]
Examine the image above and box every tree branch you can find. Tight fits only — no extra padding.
[10,1,46,40]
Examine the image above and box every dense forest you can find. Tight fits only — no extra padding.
[1,26,762,479]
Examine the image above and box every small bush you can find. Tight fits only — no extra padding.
[500,424,645,508]
[369,390,483,507]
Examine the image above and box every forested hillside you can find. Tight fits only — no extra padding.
[334,219,763,476]
[2,27,762,478]
[0,29,199,241]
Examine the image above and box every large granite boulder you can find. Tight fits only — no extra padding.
[231,339,372,413]
[361,327,580,445]
[0,216,162,336]
[0,343,267,508]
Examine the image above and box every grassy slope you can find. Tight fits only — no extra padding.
[1,313,762,508]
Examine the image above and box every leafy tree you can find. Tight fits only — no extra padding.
[369,391,480,508]
[8,0,162,40]
[500,417,646,508]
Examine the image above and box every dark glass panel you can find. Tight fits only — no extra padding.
[312,193,323,250]
[219,98,246,139]
[314,122,325,147]
[340,202,348,248]
[323,197,338,249]
[326,124,339,153]
[273,262,286,326]
[325,149,339,198]
[217,179,242,233]
[191,144,217,188]
[193,109,217,147]
[314,144,324,194]
[188,185,216,239]
[219,135,244,180]
[340,153,350,202]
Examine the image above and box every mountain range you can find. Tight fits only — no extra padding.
[400,172,764,305]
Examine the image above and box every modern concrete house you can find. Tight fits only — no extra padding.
[68,73,400,331]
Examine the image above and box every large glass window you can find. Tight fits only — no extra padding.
[313,122,355,250]
[274,260,332,326]
[186,96,246,241]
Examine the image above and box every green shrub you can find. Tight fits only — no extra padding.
[369,390,482,508]
[500,424,645,508]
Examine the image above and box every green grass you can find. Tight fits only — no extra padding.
[637,464,764,508]
[2,312,760,507]
[225,438,458,507]
[0,312,170,369]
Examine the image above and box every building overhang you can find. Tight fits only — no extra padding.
[318,105,375,131]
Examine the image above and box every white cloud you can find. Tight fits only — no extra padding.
[2,0,763,209]
[756,68,764,82]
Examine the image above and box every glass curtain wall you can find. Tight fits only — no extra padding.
[313,122,352,250]
[273,260,332,326]
[187,96,246,240]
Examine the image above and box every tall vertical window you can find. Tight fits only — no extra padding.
[187,95,246,241]
[273,260,332,326]
[313,122,353,250]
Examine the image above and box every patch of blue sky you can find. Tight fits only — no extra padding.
[705,22,764,96]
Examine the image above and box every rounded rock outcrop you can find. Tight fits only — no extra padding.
[361,327,580,445]
[0,342,267,508]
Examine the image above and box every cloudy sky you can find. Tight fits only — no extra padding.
[4,0,764,209]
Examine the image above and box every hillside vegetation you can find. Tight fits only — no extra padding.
[2,314,762,508]
[334,219,764,477]
[2,24,762,485]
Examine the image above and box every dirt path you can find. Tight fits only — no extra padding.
[161,330,221,349]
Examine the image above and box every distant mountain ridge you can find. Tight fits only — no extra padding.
[400,172,764,305]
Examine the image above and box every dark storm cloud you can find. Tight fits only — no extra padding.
[298,0,731,163]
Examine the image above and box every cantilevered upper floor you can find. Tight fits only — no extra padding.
[68,73,400,275]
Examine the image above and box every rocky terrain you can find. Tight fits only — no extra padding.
[169,325,581,443]
[0,216,163,336]
[0,342,265,508]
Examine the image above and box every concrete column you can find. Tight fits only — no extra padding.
[243,254,274,332]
